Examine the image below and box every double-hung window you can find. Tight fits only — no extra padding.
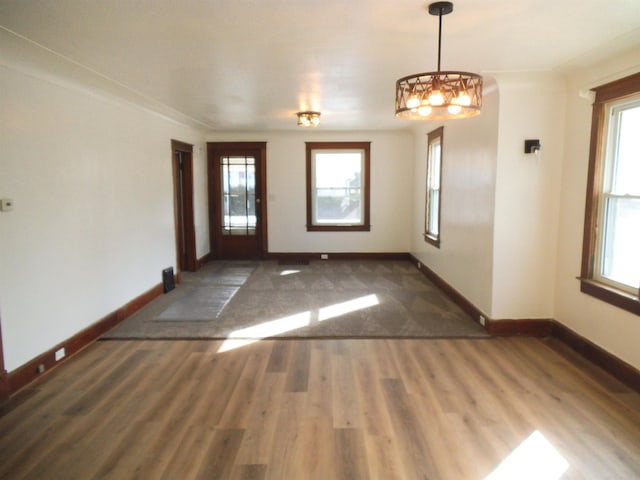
[424,127,443,247]
[581,72,640,315]
[306,142,371,232]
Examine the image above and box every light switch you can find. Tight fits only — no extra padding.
[0,199,14,212]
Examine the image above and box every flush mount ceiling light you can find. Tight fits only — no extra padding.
[297,111,321,127]
[395,1,482,120]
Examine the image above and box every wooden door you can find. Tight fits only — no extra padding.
[208,142,267,259]
[172,140,197,271]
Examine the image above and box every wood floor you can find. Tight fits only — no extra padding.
[1,337,639,479]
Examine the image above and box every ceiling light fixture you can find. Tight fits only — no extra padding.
[297,111,321,127]
[395,1,482,120]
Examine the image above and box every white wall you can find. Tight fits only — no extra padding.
[206,131,414,254]
[0,66,206,371]
[410,79,500,315]
[555,53,640,370]
[192,144,210,259]
[491,73,566,319]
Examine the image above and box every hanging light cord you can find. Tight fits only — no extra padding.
[437,8,443,72]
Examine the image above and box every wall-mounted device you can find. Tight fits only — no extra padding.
[0,199,14,212]
[524,139,541,154]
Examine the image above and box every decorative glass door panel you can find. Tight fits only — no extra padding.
[221,156,257,236]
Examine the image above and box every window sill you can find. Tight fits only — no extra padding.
[579,278,640,316]
[423,233,440,248]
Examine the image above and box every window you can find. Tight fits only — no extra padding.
[306,142,371,231]
[581,72,640,316]
[424,127,443,247]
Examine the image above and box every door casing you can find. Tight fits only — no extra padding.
[207,142,268,259]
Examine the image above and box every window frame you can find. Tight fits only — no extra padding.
[580,72,640,316]
[305,141,371,232]
[424,127,443,247]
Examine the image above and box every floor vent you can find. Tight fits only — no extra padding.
[162,267,175,293]
[278,259,310,266]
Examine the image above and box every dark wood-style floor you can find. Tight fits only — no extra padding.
[1,337,639,479]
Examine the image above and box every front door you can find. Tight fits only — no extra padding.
[207,142,267,259]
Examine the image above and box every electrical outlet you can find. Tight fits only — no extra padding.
[479,315,486,327]
[320,254,328,260]
[55,347,66,361]
[417,262,421,269]
[37,364,45,374]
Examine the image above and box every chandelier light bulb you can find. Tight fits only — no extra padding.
[457,92,471,106]
[447,104,462,115]
[428,90,444,106]
[407,96,421,109]
[418,105,432,116]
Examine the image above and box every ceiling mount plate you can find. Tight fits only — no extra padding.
[428,1,453,16]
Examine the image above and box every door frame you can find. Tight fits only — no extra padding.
[171,140,197,272]
[0,314,9,401]
[207,142,268,259]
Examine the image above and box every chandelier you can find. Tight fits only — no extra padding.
[395,1,482,120]
[297,111,321,127]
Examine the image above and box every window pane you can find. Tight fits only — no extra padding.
[313,151,363,225]
[612,105,640,195]
[601,197,640,289]
[427,140,441,236]
[428,190,439,235]
[221,156,256,235]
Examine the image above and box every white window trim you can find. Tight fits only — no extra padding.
[310,149,366,226]
[593,96,640,295]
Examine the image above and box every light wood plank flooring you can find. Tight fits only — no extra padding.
[1,337,639,479]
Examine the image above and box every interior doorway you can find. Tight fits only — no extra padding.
[207,142,267,259]
[171,140,197,272]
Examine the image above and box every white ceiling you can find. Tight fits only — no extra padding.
[1,0,639,131]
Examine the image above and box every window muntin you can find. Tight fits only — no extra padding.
[424,127,443,247]
[581,72,640,316]
[221,156,257,235]
[594,98,640,293]
[306,142,371,232]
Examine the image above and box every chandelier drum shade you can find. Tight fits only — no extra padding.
[395,1,482,120]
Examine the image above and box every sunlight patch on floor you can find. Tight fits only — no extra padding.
[485,430,569,480]
[217,294,380,353]
[217,311,312,353]
[318,294,379,321]
[280,269,300,276]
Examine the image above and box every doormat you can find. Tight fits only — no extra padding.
[154,286,240,321]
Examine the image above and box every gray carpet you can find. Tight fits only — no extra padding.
[154,286,240,321]
[102,260,490,339]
